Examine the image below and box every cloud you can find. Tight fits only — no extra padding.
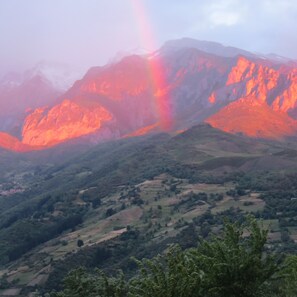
[263,0,297,14]
[1,0,297,75]
[206,0,245,27]
[157,0,297,59]
[209,10,241,27]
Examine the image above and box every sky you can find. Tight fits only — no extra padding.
[0,0,297,75]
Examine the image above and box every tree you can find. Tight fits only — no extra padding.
[276,255,297,297]
[130,218,278,297]
[51,218,288,297]
[192,218,278,297]
[92,198,101,209]
[77,239,84,248]
[105,208,115,217]
[129,246,204,297]
[50,268,128,297]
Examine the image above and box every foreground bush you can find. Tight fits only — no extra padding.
[49,218,297,297]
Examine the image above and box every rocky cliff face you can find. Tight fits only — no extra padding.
[2,39,297,151]
[22,100,114,146]
[205,57,297,138]
[206,97,297,139]
[19,50,233,147]
[0,132,35,152]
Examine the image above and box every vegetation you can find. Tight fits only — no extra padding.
[49,219,297,297]
[2,125,297,295]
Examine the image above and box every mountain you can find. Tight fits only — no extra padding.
[204,56,297,139]
[3,39,297,296]
[23,61,83,92]
[206,97,297,139]
[16,48,235,147]
[0,132,32,152]
[2,38,297,151]
[21,55,160,146]
[158,37,256,58]
[0,62,82,137]
[0,73,59,135]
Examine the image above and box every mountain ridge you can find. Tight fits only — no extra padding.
[2,39,297,151]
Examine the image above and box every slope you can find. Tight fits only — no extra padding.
[1,124,297,294]
[206,97,297,139]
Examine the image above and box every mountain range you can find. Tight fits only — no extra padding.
[2,38,297,295]
[1,37,297,152]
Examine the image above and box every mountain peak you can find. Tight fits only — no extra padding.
[24,61,84,91]
[159,38,256,58]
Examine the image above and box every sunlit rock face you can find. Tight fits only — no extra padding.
[206,97,297,140]
[15,55,161,148]
[0,132,34,152]
[3,39,297,151]
[23,50,232,147]
[79,56,153,100]
[22,100,114,146]
[272,69,297,113]
[204,56,297,138]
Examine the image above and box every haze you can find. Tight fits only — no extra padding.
[1,0,297,76]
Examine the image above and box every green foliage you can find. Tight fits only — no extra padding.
[0,212,84,263]
[52,218,284,297]
[51,268,128,297]
[129,246,204,297]
[191,219,277,297]
[276,255,297,297]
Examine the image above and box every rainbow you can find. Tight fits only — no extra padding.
[130,0,172,131]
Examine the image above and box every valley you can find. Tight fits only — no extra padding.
[0,125,297,295]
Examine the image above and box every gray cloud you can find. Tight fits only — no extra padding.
[0,0,297,76]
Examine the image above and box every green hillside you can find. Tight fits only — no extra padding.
[1,124,297,296]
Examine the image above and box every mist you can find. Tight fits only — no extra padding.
[1,0,297,76]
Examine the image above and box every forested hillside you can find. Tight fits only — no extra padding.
[1,125,297,296]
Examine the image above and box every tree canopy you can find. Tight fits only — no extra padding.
[49,218,297,297]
